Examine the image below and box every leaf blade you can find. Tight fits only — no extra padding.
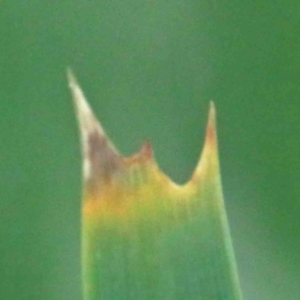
[68,71,243,300]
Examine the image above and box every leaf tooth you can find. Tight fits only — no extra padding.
[67,69,122,187]
[203,101,217,154]
[139,141,153,160]
[191,101,219,183]
[124,141,154,166]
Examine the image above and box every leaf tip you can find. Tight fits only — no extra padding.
[67,70,121,185]
[191,102,219,183]
[206,101,217,146]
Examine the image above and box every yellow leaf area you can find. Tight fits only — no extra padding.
[82,106,219,234]
[67,69,220,235]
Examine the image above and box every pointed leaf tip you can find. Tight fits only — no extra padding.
[67,69,103,136]
[191,102,219,183]
[67,70,121,185]
[207,101,217,146]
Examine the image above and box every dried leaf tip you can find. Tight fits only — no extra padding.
[67,69,105,138]
[67,69,120,183]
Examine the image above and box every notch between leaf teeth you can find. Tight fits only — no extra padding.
[68,69,218,193]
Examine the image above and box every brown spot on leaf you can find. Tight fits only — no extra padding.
[87,130,123,192]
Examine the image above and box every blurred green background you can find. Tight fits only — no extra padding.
[1,1,299,299]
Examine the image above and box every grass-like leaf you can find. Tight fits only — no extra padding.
[68,70,243,300]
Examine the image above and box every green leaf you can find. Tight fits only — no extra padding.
[68,70,243,300]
